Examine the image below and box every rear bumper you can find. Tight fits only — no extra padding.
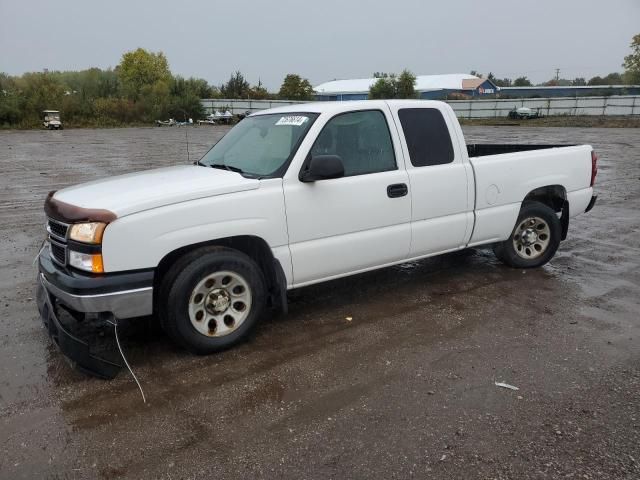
[585,195,597,213]
[567,188,595,218]
[38,249,154,319]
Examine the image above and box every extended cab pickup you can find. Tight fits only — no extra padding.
[37,100,597,376]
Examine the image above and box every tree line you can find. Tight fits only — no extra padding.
[2,35,639,127]
[0,48,316,128]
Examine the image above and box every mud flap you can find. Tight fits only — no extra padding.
[560,200,570,241]
[271,259,289,315]
[37,280,122,379]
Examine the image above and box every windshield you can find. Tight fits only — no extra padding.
[199,113,318,177]
[45,113,60,120]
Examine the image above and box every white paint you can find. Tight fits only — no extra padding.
[50,100,596,290]
[55,165,258,217]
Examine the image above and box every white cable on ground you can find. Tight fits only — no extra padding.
[110,319,146,403]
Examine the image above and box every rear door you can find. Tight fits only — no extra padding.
[283,107,411,286]
[389,104,474,257]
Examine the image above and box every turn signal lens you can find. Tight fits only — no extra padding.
[69,251,104,273]
[69,222,107,244]
[590,150,598,187]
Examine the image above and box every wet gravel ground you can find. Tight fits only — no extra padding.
[0,125,638,479]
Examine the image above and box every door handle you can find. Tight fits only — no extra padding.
[387,183,408,198]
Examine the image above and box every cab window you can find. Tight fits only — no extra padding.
[310,110,396,176]
[398,108,454,167]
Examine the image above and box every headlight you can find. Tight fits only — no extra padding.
[69,222,106,244]
[69,251,104,273]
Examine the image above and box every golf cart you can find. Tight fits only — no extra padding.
[43,110,63,130]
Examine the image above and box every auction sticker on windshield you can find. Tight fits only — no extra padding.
[275,115,309,126]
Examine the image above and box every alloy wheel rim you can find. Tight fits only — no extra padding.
[188,271,252,337]
[512,216,551,260]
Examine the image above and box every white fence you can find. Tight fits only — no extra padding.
[201,99,306,115]
[202,96,640,118]
[448,96,640,118]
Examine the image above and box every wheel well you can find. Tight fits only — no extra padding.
[154,236,287,312]
[522,185,569,240]
[523,185,566,212]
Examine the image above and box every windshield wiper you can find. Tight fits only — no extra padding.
[209,163,245,174]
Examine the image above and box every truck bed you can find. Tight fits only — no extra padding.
[467,144,575,158]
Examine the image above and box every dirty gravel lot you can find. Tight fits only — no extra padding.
[0,125,638,480]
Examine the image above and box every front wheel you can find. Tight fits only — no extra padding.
[160,247,266,354]
[493,201,561,268]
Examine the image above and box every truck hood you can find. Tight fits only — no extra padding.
[53,165,260,217]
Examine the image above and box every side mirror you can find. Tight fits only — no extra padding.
[300,155,345,182]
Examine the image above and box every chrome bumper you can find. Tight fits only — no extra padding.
[39,272,153,319]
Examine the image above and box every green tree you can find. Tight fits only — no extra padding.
[513,76,532,87]
[117,48,171,99]
[487,72,511,87]
[368,76,396,99]
[368,70,417,99]
[220,71,250,99]
[171,76,217,99]
[588,73,624,86]
[278,74,315,100]
[623,34,640,84]
[0,73,24,126]
[249,79,271,99]
[139,80,171,121]
[396,69,417,99]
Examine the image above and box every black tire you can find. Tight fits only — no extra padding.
[159,246,266,354]
[493,201,561,268]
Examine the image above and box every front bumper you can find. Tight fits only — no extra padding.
[38,249,154,319]
[37,278,122,378]
[37,248,154,378]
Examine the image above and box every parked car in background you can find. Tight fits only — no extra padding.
[508,107,543,119]
[37,100,597,377]
[42,110,63,129]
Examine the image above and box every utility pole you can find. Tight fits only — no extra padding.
[555,68,560,81]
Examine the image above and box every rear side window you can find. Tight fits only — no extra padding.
[398,108,454,167]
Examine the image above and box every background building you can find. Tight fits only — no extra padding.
[314,74,499,101]
[314,74,640,100]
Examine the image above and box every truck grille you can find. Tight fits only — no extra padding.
[47,219,69,241]
[47,218,69,266]
[50,240,67,265]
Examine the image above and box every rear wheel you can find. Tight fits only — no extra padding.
[493,201,561,268]
[160,247,266,354]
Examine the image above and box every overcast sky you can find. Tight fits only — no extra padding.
[1,0,638,89]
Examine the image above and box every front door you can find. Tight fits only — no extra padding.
[283,108,411,286]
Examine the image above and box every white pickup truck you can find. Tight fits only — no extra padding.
[37,100,597,377]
